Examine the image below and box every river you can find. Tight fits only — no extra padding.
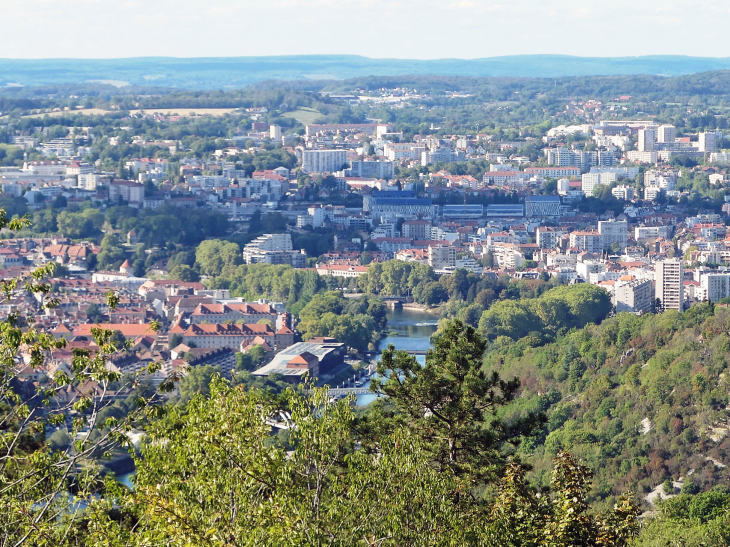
[115,308,438,487]
[355,307,439,406]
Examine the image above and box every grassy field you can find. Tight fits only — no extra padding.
[283,107,323,125]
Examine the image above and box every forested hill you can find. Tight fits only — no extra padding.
[4,54,730,88]
[492,302,730,511]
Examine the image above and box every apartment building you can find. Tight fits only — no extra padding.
[301,150,349,174]
[598,220,628,251]
[655,259,684,312]
[524,166,582,178]
[402,220,432,240]
[536,227,565,249]
[428,244,456,269]
[700,273,730,302]
[614,278,654,313]
[345,160,394,179]
[569,231,603,253]
[699,132,717,153]
[638,128,657,152]
[611,185,634,200]
[242,233,306,267]
[109,180,144,204]
[657,124,676,144]
[581,172,616,197]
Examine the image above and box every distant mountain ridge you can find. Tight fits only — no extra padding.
[2,55,730,89]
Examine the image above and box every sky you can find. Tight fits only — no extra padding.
[2,0,730,59]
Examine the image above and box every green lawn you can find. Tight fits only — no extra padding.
[284,107,323,125]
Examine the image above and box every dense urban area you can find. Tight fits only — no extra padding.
[6,72,730,544]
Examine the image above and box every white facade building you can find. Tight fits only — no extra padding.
[655,259,684,312]
[615,278,654,313]
[301,150,349,174]
[657,125,676,144]
[428,245,456,269]
[581,172,616,196]
[598,220,628,251]
[700,273,730,302]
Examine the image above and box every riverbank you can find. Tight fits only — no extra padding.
[401,302,442,314]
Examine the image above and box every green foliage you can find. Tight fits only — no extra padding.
[96,233,127,270]
[178,365,221,403]
[371,320,544,482]
[297,291,385,351]
[132,379,479,546]
[194,239,242,277]
[485,302,730,506]
[236,345,269,372]
[478,283,612,342]
[167,264,200,282]
[55,208,103,239]
[632,488,730,546]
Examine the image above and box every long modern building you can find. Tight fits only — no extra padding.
[301,150,349,174]
[486,204,524,217]
[524,195,561,217]
[242,233,307,267]
[364,190,434,220]
[345,160,394,179]
[442,204,483,221]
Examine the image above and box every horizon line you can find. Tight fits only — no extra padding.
[1,54,730,62]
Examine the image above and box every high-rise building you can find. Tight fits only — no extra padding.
[657,125,676,144]
[581,172,616,197]
[598,219,628,251]
[700,273,730,302]
[699,132,717,153]
[638,128,657,152]
[428,245,456,269]
[269,125,282,140]
[535,227,565,249]
[615,278,654,313]
[655,259,684,312]
[402,220,431,240]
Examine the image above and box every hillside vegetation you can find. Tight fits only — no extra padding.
[488,302,730,512]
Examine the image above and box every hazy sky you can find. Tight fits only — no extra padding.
[2,0,730,59]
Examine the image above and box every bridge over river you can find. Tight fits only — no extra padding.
[326,387,372,396]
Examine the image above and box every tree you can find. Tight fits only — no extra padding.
[169,333,183,349]
[86,303,104,323]
[195,239,242,276]
[0,248,170,545]
[178,365,221,403]
[96,233,127,270]
[236,345,269,372]
[46,429,71,451]
[132,380,478,546]
[168,264,200,282]
[489,453,639,546]
[371,320,544,482]
[418,281,448,306]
